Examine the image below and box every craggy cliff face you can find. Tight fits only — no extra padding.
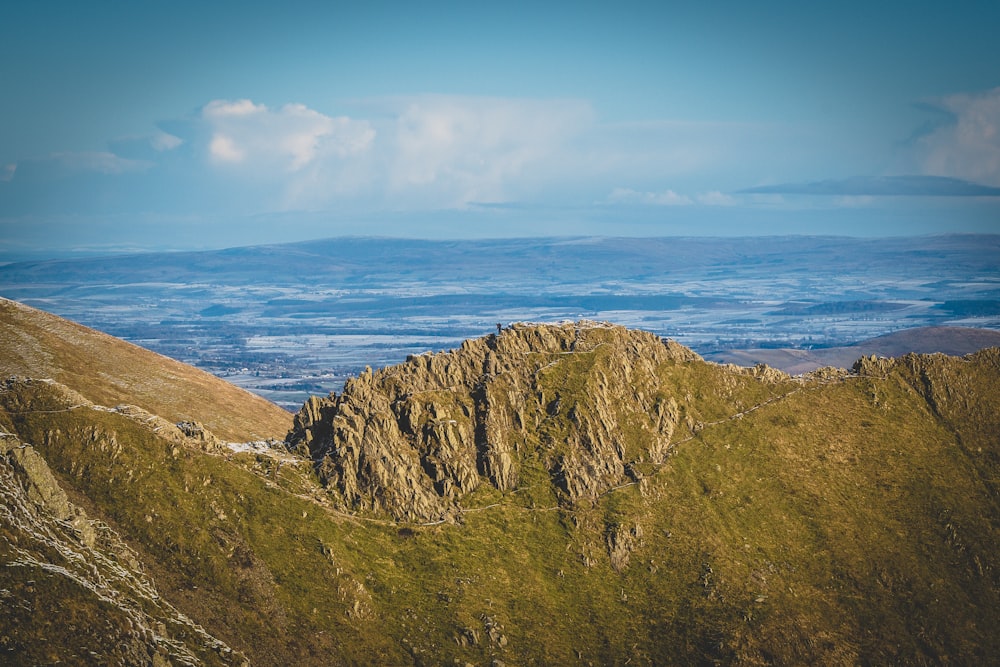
[289,321,784,522]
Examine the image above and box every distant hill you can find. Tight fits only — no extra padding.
[0,297,291,441]
[705,325,1000,374]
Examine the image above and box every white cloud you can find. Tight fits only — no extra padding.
[201,99,375,171]
[8,95,785,218]
[1,163,15,182]
[150,131,183,151]
[919,87,1000,186]
[696,190,737,206]
[608,187,693,206]
[388,96,595,206]
[190,96,766,211]
[209,135,244,162]
[607,188,744,207]
[203,99,267,118]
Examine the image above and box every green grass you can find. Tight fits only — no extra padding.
[2,333,998,665]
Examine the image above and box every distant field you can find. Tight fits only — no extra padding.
[1,235,998,408]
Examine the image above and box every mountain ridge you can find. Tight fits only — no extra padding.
[290,320,783,522]
[1,308,998,664]
[706,325,1000,374]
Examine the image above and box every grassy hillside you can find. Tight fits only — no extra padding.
[1,321,997,665]
[0,420,243,665]
[0,298,291,441]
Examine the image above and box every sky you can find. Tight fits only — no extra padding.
[1,0,999,257]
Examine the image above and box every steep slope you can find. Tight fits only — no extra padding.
[2,320,998,665]
[0,410,244,665]
[0,377,407,665]
[0,297,291,441]
[286,322,1000,664]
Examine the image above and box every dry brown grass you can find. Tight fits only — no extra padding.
[0,298,291,441]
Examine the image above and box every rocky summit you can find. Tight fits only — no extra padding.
[2,310,999,665]
[291,321,711,521]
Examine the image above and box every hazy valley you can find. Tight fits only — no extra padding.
[1,235,998,409]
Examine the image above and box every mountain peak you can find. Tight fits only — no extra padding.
[289,321,767,521]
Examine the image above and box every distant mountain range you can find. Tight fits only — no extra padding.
[2,302,998,664]
[707,326,1000,374]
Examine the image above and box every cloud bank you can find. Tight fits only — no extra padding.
[3,95,770,217]
[388,96,594,207]
[738,175,1000,197]
[202,99,375,170]
[182,96,596,210]
[609,187,693,206]
[918,87,1000,186]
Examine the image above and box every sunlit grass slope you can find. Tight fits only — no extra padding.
[0,297,290,441]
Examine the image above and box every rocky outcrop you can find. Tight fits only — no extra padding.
[176,420,224,452]
[0,378,226,454]
[288,321,705,521]
[606,522,644,572]
[0,433,244,665]
[852,354,894,377]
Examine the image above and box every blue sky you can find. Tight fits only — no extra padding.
[1,1,999,256]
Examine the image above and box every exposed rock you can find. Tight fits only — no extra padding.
[748,362,790,383]
[177,420,224,452]
[482,614,508,647]
[288,322,713,521]
[805,366,851,382]
[0,432,244,665]
[853,354,894,377]
[4,439,72,521]
[606,522,643,572]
